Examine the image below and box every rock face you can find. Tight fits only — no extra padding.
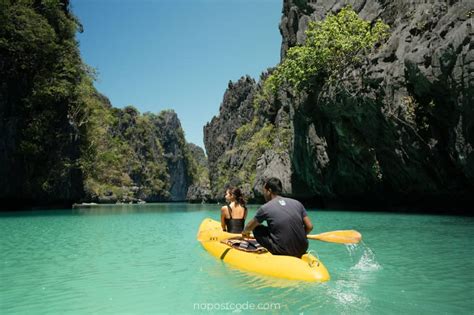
[154,110,191,201]
[281,0,474,208]
[204,76,258,199]
[187,143,208,168]
[0,0,85,209]
[0,1,207,209]
[186,143,211,202]
[204,0,474,210]
[186,184,211,203]
[84,108,202,204]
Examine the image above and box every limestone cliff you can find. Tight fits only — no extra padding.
[204,0,473,211]
[0,0,85,209]
[204,77,258,199]
[281,0,473,209]
[85,108,199,203]
[153,110,192,201]
[0,1,204,208]
[186,143,211,203]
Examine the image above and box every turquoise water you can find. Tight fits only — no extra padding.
[1,203,473,314]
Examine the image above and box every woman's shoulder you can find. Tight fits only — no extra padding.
[235,203,246,210]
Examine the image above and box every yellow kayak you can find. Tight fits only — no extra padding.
[197,218,330,282]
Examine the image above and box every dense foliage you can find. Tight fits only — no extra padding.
[0,0,205,206]
[212,79,293,197]
[266,6,389,92]
[210,7,390,200]
[0,0,86,202]
[81,105,172,202]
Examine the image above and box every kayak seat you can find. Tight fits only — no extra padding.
[221,238,268,254]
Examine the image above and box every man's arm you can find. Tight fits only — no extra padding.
[303,216,313,234]
[242,218,260,238]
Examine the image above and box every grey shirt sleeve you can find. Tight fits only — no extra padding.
[254,205,267,223]
[300,202,308,218]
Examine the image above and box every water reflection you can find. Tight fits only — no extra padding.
[73,202,216,215]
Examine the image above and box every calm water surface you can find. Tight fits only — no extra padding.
[1,204,473,314]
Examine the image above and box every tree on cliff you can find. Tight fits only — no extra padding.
[266,6,389,92]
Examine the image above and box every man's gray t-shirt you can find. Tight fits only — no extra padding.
[254,197,309,256]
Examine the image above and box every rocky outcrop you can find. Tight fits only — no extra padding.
[282,0,474,209]
[254,149,292,195]
[187,143,208,168]
[204,72,295,201]
[186,143,211,202]
[204,77,257,166]
[0,0,85,209]
[204,76,258,199]
[186,184,211,203]
[0,1,207,209]
[152,110,193,201]
[83,108,199,204]
[204,0,474,211]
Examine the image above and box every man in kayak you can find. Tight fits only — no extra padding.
[242,178,313,258]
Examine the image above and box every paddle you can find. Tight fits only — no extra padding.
[307,230,362,244]
[224,230,361,244]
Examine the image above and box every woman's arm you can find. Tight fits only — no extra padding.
[220,206,228,231]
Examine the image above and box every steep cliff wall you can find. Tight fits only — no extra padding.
[0,0,85,208]
[205,0,473,210]
[204,77,258,198]
[153,110,192,201]
[281,0,473,208]
[186,143,211,202]
[82,107,199,203]
[0,1,205,209]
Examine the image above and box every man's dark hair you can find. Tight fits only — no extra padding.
[264,178,282,194]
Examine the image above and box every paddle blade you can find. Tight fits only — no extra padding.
[307,230,362,244]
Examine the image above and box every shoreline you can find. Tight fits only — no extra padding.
[1,196,472,216]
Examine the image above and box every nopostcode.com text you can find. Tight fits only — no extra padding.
[193,301,281,311]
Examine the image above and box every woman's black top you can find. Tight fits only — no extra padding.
[224,204,246,233]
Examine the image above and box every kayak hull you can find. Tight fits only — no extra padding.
[197,218,330,282]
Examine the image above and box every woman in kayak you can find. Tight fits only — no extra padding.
[221,187,247,233]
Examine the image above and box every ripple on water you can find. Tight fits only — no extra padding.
[326,279,371,312]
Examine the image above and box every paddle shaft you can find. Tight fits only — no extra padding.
[226,230,362,244]
[307,230,362,244]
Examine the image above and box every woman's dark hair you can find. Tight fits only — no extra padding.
[264,178,282,195]
[227,187,246,207]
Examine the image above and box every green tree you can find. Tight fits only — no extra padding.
[0,0,85,200]
[266,6,389,92]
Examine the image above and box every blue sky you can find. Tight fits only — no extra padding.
[71,0,282,149]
